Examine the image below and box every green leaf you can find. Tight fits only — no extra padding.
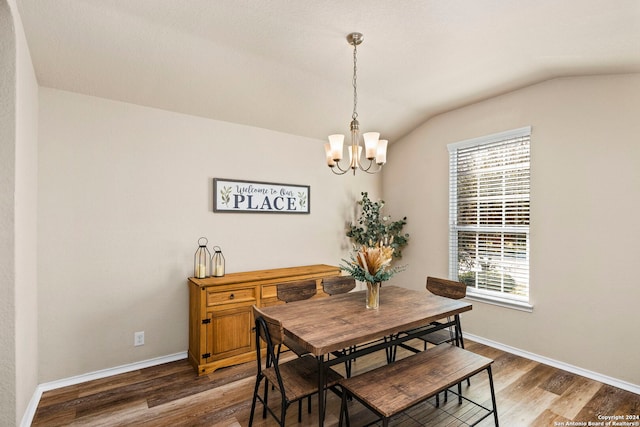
[345,192,409,259]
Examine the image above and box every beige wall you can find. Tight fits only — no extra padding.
[1,0,40,425]
[14,0,39,420]
[384,73,640,386]
[0,1,17,424]
[37,88,380,382]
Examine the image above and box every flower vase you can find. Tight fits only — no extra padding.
[366,282,380,309]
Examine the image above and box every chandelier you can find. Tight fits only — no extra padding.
[324,32,388,175]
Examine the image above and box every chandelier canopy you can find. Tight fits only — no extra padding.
[324,32,388,175]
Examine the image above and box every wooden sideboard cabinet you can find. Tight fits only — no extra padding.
[187,264,340,375]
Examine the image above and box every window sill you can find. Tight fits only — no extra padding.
[465,291,533,312]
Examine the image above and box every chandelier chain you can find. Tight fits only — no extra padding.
[352,42,358,121]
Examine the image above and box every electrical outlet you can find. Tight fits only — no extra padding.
[134,331,145,346]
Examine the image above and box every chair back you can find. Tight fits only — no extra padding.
[253,305,284,346]
[252,305,288,395]
[426,277,467,300]
[277,279,317,303]
[322,276,356,295]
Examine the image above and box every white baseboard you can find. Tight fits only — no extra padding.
[465,333,640,395]
[20,351,187,427]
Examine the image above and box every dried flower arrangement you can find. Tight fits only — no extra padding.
[340,241,404,284]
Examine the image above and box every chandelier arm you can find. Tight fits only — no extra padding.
[357,158,383,174]
[330,167,350,176]
[358,158,374,172]
[331,159,351,175]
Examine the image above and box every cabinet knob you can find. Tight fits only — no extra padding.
[229,293,235,300]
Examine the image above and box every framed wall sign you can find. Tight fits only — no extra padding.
[213,178,310,214]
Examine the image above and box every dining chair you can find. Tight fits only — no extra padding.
[417,276,468,350]
[249,305,343,427]
[274,279,319,412]
[322,276,356,295]
[320,276,358,377]
[411,276,471,398]
[276,279,318,358]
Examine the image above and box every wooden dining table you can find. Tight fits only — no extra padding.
[259,285,473,426]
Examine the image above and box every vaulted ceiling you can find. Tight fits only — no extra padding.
[16,0,640,142]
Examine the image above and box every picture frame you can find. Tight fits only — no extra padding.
[213,178,310,214]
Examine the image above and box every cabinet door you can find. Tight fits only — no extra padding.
[206,305,255,360]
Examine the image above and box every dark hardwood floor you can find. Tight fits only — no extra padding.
[32,340,639,426]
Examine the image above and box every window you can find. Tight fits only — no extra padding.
[448,127,532,311]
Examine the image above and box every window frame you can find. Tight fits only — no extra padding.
[448,127,533,312]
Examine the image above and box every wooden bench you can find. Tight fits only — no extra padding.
[338,344,499,426]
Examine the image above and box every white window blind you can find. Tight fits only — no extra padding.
[448,127,531,307]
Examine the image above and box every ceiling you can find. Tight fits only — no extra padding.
[16,0,640,142]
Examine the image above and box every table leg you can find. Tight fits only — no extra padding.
[454,314,471,387]
[317,354,325,426]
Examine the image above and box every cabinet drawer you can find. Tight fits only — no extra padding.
[207,288,256,306]
[262,284,277,299]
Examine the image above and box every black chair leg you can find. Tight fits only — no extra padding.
[345,358,352,378]
[280,399,286,427]
[385,335,398,362]
[262,379,269,419]
[248,375,262,427]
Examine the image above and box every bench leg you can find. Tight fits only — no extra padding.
[339,389,350,427]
